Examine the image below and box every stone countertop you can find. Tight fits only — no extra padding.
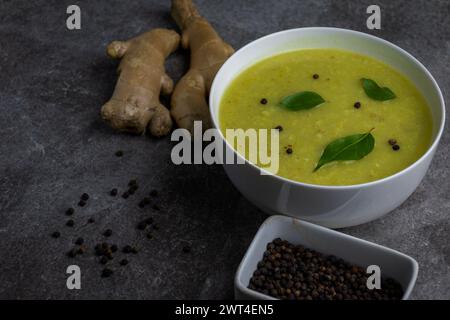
[0,0,448,299]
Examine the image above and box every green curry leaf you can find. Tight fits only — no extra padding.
[314,130,375,172]
[280,91,325,110]
[362,78,396,101]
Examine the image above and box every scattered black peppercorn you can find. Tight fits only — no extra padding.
[67,249,77,258]
[103,229,112,237]
[248,238,404,300]
[392,144,400,151]
[59,174,167,273]
[260,98,268,105]
[101,268,113,278]
[105,249,113,260]
[130,184,138,191]
[77,245,87,255]
[138,197,151,208]
[128,179,137,187]
[182,245,191,253]
[313,74,319,79]
[388,139,397,146]
[115,150,123,157]
[51,231,60,238]
[286,147,293,155]
[275,125,283,131]
[95,244,104,256]
[149,190,158,197]
[354,102,361,109]
[95,242,113,259]
[137,221,147,230]
[122,245,132,254]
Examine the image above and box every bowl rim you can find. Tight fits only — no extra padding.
[210,27,446,190]
[234,215,419,300]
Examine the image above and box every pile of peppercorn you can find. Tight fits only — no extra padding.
[248,238,404,300]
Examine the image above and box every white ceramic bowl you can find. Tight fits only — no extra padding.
[235,215,419,300]
[210,27,445,228]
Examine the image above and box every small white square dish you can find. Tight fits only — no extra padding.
[235,215,418,300]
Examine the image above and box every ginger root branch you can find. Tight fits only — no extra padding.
[101,28,180,137]
[170,0,234,133]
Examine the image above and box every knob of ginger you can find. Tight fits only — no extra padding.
[170,0,234,133]
[101,28,180,137]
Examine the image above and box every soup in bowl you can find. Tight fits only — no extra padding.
[210,28,445,228]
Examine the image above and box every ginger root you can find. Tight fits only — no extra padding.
[101,28,180,137]
[170,0,234,133]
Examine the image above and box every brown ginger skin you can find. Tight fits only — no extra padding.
[101,29,180,136]
[170,0,234,133]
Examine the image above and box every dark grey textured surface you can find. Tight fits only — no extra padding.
[0,0,448,299]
